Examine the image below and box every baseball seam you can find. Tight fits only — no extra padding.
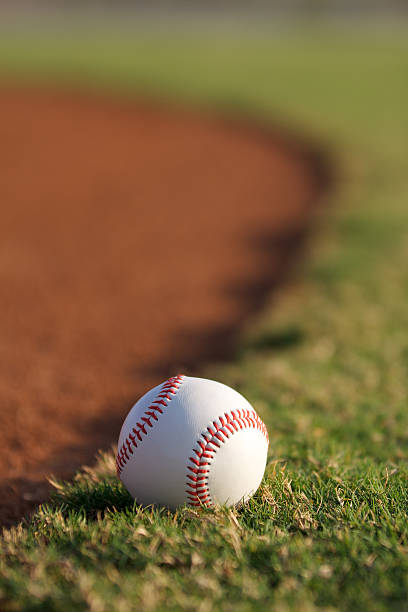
[186,409,269,507]
[116,374,184,476]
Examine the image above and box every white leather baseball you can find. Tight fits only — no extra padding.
[116,375,269,509]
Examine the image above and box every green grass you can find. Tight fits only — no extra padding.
[2,453,408,611]
[1,21,408,611]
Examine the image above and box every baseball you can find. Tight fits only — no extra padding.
[116,375,269,509]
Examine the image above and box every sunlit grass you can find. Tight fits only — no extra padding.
[2,451,407,610]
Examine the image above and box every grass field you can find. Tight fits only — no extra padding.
[1,21,408,610]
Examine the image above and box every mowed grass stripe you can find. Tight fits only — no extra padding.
[1,23,408,610]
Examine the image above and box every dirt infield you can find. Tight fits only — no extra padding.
[0,87,329,526]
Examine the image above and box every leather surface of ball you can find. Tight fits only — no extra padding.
[116,375,269,508]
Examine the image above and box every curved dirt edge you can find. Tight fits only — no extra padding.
[0,86,331,526]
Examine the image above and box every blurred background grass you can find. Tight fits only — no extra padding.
[1,6,408,609]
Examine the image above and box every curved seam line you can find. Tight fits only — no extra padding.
[185,409,269,507]
[116,375,184,477]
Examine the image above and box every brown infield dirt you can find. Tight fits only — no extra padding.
[0,87,329,527]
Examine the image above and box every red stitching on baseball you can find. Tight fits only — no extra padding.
[116,375,184,476]
[186,409,268,508]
